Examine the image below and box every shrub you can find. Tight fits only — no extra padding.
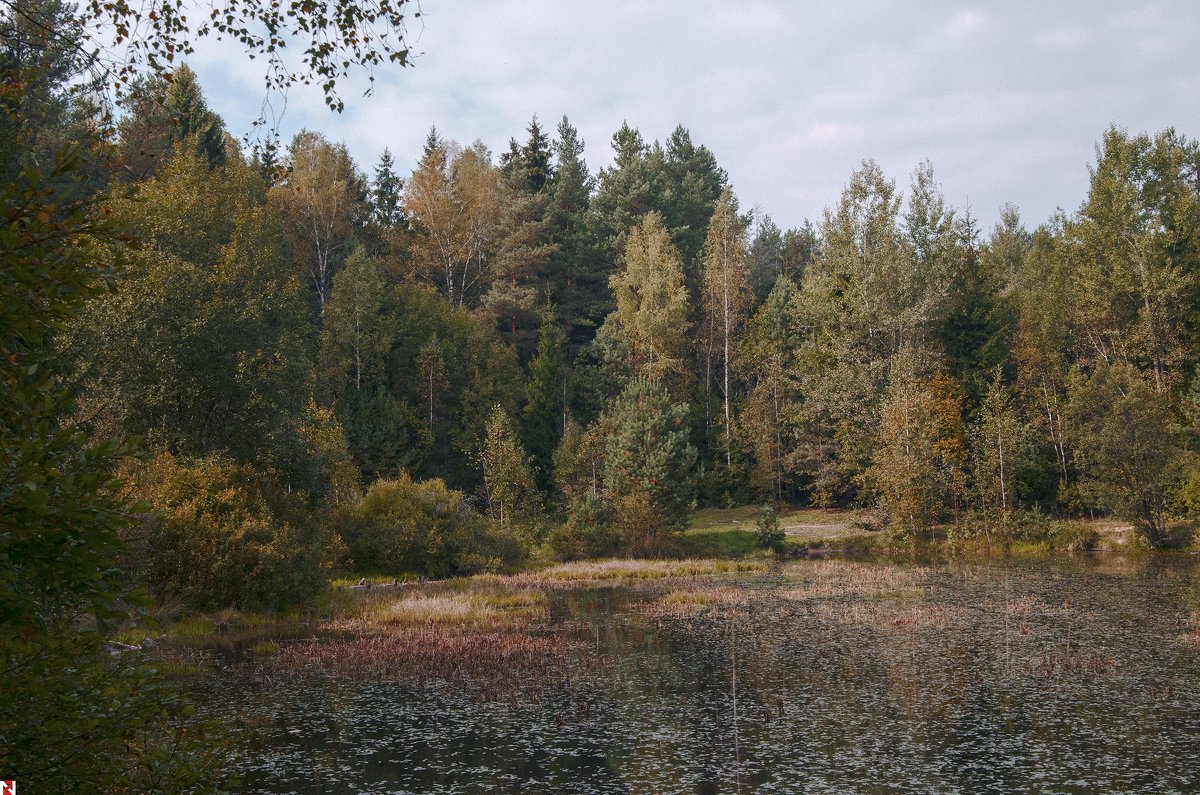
[549,492,619,561]
[335,473,526,577]
[128,454,329,610]
[755,504,786,552]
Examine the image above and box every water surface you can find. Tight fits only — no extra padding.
[192,557,1200,793]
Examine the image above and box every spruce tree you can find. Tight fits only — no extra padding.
[521,115,553,193]
[523,300,566,492]
[371,147,404,227]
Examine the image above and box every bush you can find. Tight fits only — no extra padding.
[335,473,526,577]
[755,504,786,552]
[128,454,329,610]
[549,492,619,561]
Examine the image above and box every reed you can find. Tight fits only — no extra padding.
[273,627,595,686]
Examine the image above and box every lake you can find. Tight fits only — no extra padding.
[189,556,1200,793]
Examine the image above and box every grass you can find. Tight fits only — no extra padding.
[686,505,882,557]
[485,557,769,586]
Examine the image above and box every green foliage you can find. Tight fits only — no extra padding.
[1067,364,1184,545]
[867,355,968,532]
[523,300,567,491]
[69,145,314,479]
[118,64,227,181]
[739,275,805,502]
[335,474,524,576]
[754,504,786,552]
[128,454,330,609]
[0,121,222,788]
[601,376,698,552]
[548,492,618,561]
[607,211,692,390]
[479,404,541,535]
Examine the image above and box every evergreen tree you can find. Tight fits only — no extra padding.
[520,114,553,193]
[600,377,698,551]
[939,207,1014,409]
[748,214,784,303]
[590,121,658,260]
[523,299,566,492]
[543,116,606,352]
[370,147,404,227]
[658,124,728,271]
[781,220,820,283]
[118,63,226,181]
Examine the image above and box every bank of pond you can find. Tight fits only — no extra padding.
[152,544,1200,793]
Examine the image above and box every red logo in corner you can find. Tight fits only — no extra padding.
[0,781,14,795]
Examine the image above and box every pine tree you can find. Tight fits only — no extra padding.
[748,214,783,302]
[523,299,566,492]
[659,125,728,272]
[600,377,698,551]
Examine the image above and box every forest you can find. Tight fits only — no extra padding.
[5,0,1200,788]
[19,59,1200,613]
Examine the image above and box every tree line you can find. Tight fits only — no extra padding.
[45,62,1200,600]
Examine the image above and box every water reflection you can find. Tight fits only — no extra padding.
[196,557,1200,793]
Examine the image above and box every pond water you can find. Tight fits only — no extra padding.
[191,557,1200,793]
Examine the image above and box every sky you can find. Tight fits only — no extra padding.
[189,0,1200,233]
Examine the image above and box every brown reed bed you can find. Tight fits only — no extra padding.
[779,560,930,601]
[324,587,550,632]
[272,627,596,687]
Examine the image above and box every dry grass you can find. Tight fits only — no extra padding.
[477,558,768,588]
[644,586,751,616]
[337,591,548,630]
[780,560,930,601]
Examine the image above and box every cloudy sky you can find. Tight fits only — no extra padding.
[191,0,1200,232]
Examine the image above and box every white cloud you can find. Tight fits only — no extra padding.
[187,0,1200,231]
